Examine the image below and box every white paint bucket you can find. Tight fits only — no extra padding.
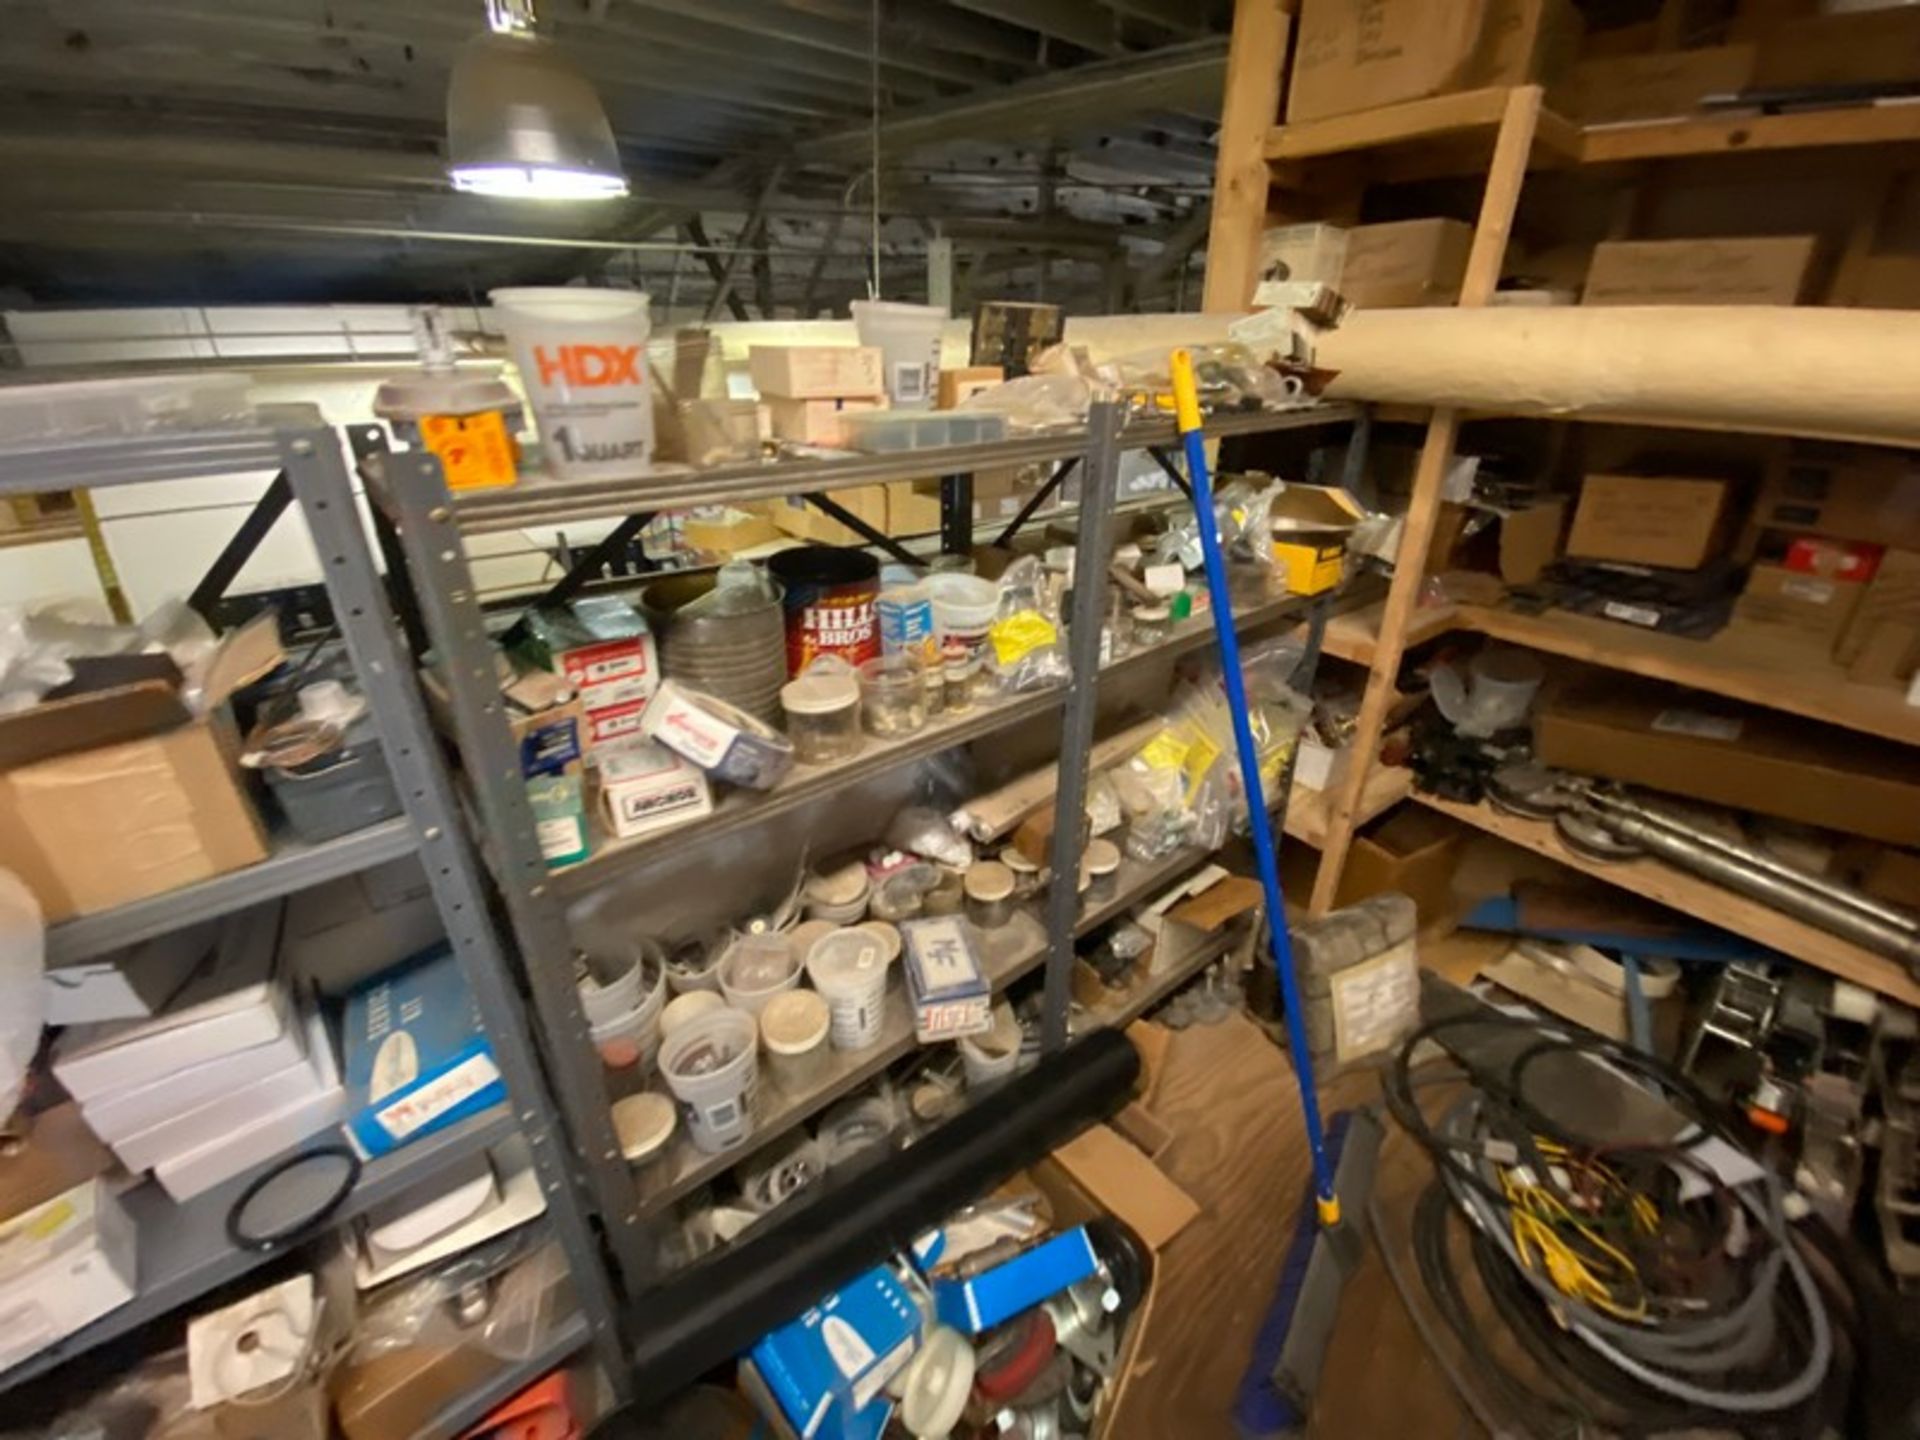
[491,286,654,478]
[852,299,945,411]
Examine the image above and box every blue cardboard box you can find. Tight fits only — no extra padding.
[899,916,991,1041]
[932,1225,1100,1334]
[341,944,506,1157]
[746,1266,918,1439]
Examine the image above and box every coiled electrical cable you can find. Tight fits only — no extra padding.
[1385,1007,1837,1429]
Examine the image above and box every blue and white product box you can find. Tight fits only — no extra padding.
[342,944,507,1157]
[746,1266,918,1440]
[900,916,992,1041]
[932,1226,1100,1335]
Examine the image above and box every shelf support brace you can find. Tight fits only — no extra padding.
[803,492,923,568]
[1040,396,1124,1054]
[992,456,1081,547]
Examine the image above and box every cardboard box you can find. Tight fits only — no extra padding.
[0,1178,136,1373]
[43,921,218,1026]
[748,345,885,400]
[1582,236,1818,307]
[1339,220,1473,309]
[902,915,991,1040]
[0,623,274,923]
[1141,869,1263,976]
[512,597,658,716]
[1781,535,1883,584]
[1483,942,1683,1049]
[1498,500,1567,585]
[1848,620,1920,686]
[597,741,712,839]
[1727,562,1868,656]
[1853,254,1920,311]
[1333,806,1465,920]
[745,1266,916,1438]
[1535,676,1920,846]
[932,1227,1101,1336]
[1567,473,1731,570]
[1838,548,1920,668]
[886,481,943,537]
[1270,483,1368,595]
[937,365,1004,410]
[1556,44,1756,124]
[343,944,507,1158]
[1750,450,1920,552]
[1287,0,1577,123]
[765,396,886,448]
[682,504,779,557]
[1260,223,1349,287]
[512,697,589,867]
[769,485,889,546]
[1751,6,1920,91]
[1047,1123,1198,1251]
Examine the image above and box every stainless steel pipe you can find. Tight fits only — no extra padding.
[1586,789,1920,937]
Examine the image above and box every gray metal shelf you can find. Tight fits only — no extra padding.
[408,1309,592,1440]
[0,405,323,491]
[441,403,1363,531]
[552,588,1312,899]
[45,817,417,967]
[0,1104,517,1392]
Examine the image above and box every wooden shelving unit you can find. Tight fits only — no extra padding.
[1415,791,1920,1009]
[1202,9,1920,1005]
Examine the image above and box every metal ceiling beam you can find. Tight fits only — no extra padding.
[795,37,1228,164]
[1093,0,1225,36]
[945,0,1120,54]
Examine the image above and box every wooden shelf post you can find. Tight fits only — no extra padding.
[1307,85,1546,915]
[1203,0,1295,312]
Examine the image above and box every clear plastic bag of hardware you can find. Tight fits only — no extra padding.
[986,557,1070,694]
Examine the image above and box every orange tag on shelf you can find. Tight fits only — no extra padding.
[419,411,518,491]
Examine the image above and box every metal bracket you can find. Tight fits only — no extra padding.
[1145,445,1194,501]
[803,492,922,568]
[992,457,1081,548]
[187,470,292,625]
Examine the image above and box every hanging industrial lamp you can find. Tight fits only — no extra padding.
[446,0,628,200]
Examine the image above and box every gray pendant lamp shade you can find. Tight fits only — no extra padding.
[446,29,628,200]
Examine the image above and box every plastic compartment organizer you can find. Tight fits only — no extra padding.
[840,410,1007,454]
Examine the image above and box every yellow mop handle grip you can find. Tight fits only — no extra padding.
[1169,348,1203,435]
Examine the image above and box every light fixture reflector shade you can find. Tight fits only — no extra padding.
[447,30,628,200]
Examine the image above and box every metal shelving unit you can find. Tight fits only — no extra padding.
[0,411,625,1409]
[356,394,1361,1310]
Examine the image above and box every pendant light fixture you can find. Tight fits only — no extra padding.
[446,0,628,201]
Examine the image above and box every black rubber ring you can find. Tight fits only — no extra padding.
[225,1142,363,1252]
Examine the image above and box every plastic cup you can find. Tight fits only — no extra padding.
[959,1006,1024,1091]
[659,1007,760,1154]
[851,299,945,410]
[805,930,891,1051]
[490,287,654,479]
[925,572,998,668]
[582,952,665,1072]
[717,933,801,1015]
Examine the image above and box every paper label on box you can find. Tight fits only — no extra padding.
[535,815,586,861]
[650,690,735,769]
[1601,600,1661,628]
[375,1052,502,1142]
[1781,576,1837,606]
[1329,945,1419,1064]
[1651,708,1743,742]
[890,362,930,405]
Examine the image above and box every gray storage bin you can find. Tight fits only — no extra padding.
[263,716,403,843]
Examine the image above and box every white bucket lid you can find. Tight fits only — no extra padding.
[854,920,903,965]
[759,990,830,1056]
[964,861,1014,904]
[611,1091,677,1162]
[1085,837,1121,877]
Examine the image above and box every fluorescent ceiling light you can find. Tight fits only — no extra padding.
[446,13,627,202]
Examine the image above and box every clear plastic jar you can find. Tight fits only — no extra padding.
[780,659,863,765]
[1133,603,1171,647]
[942,645,977,713]
[858,654,927,737]
[1084,837,1121,904]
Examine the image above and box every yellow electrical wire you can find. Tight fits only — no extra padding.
[1500,1144,1658,1323]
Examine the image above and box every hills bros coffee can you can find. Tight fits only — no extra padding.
[768,546,881,674]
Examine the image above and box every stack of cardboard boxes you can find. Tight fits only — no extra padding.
[750,346,892,546]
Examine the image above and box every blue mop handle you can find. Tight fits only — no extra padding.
[1170,349,1339,1223]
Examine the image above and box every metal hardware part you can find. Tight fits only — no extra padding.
[1553,807,1645,862]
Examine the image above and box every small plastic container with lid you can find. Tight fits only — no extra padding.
[1000,846,1045,900]
[1133,603,1172,647]
[963,861,1016,930]
[658,1007,760,1154]
[781,658,864,765]
[942,644,978,713]
[806,929,892,1051]
[958,1005,1024,1091]
[659,990,727,1040]
[758,989,832,1089]
[921,868,965,917]
[869,871,924,924]
[1084,837,1122,905]
[610,1091,677,1171]
[858,654,927,737]
[805,861,871,924]
[716,932,802,1015]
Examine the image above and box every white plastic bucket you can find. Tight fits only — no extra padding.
[925,572,997,665]
[583,953,665,1072]
[491,286,654,479]
[805,929,890,1051]
[852,299,944,411]
[659,1007,760,1154]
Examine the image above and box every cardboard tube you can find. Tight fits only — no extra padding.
[1317,306,1920,448]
